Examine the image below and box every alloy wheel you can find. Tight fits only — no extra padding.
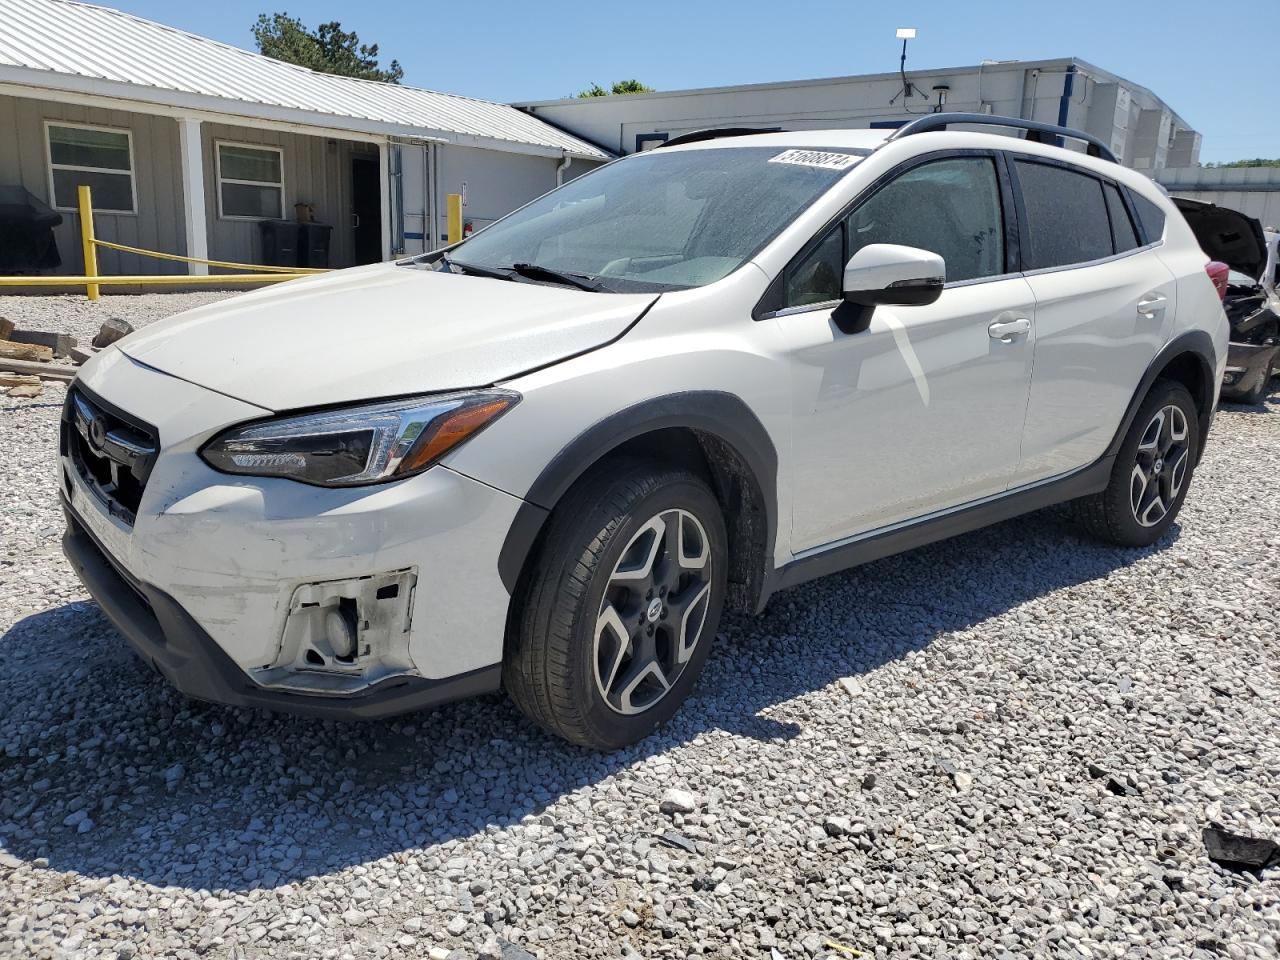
[1129,404,1190,528]
[593,509,713,715]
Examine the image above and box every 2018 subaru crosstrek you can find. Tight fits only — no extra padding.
[62,115,1228,749]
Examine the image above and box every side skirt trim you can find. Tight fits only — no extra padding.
[766,455,1114,597]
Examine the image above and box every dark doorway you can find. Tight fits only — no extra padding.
[351,156,382,265]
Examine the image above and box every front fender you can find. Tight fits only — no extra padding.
[492,390,778,597]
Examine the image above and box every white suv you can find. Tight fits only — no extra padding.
[62,115,1227,749]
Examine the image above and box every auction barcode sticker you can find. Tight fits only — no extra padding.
[768,149,862,171]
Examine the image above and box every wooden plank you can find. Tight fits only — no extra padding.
[0,372,41,388]
[0,359,76,382]
[0,341,53,362]
[7,330,78,358]
[0,317,14,340]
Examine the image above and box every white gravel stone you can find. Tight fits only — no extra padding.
[0,293,1277,959]
[659,788,697,815]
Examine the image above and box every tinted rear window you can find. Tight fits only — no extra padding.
[1103,183,1140,253]
[1130,192,1167,244]
[1015,161,1114,269]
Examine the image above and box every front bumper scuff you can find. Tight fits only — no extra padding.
[63,501,500,720]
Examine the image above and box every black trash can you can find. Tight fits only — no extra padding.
[257,220,301,267]
[297,222,333,269]
[0,185,63,273]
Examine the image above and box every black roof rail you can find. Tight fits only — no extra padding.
[885,113,1118,163]
[657,126,783,148]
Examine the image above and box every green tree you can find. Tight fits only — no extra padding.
[576,79,655,98]
[253,12,403,83]
[1203,158,1280,169]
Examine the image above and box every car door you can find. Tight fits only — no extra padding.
[1009,157,1176,484]
[774,153,1038,553]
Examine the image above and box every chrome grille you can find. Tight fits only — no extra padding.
[61,387,158,525]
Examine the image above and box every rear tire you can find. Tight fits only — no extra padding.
[1071,379,1200,548]
[504,457,727,750]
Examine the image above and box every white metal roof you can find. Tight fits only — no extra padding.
[0,0,611,160]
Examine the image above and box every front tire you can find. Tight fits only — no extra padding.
[1236,362,1272,405]
[1071,379,1200,548]
[504,458,727,750]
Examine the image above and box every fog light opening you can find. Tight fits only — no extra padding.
[325,599,360,661]
[256,568,419,695]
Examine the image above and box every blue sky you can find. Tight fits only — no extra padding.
[107,0,1276,164]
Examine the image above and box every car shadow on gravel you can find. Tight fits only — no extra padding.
[1217,400,1276,415]
[0,509,1176,892]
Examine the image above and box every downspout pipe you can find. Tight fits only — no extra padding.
[556,153,572,186]
[1055,63,1077,147]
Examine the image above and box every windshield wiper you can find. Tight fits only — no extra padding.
[510,262,608,292]
[439,255,515,281]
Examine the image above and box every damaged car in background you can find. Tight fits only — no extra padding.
[1175,197,1279,404]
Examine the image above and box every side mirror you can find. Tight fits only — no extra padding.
[842,243,945,307]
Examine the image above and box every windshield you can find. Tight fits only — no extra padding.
[445,147,863,291]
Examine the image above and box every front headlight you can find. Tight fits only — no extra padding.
[201,390,518,487]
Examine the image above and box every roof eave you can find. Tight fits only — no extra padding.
[0,64,611,160]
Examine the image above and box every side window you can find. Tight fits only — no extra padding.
[845,157,1005,283]
[216,142,285,220]
[1015,161,1114,269]
[47,123,136,213]
[1129,191,1167,244]
[784,227,843,307]
[1103,183,1140,253]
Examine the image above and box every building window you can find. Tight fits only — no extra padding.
[635,133,669,152]
[217,142,285,220]
[46,122,137,213]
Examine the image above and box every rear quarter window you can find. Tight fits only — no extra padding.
[1103,183,1140,253]
[1014,160,1114,270]
[1129,191,1168,244]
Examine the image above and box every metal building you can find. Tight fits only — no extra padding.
[516,57,1200,171]
[1154,167,1280,230]
[0,0,609,281]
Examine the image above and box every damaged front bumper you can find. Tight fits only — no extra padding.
[1221,338,1279,396]
[61,351,524,719]
[62,504,499,718]
[1220,298,1278,397]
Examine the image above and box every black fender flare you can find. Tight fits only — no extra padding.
[1103,329,1219,463]
[496,391,778,597]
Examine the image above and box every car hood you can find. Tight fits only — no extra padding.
[118,263,657,410]
[1173,197,1268,280]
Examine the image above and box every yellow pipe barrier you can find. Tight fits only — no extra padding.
[91,238,328,275]
[0,274,306,287]
[447,193,463,244]
[78,185,100,301]
[0,183,329,298]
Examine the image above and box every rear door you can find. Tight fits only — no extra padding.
[1010,157,1175,484]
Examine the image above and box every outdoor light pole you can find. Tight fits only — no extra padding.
[896,27,917,99]
[890,28,921,106]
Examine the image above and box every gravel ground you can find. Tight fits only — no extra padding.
[2,294,1278,959]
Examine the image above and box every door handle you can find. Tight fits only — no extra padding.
[988,317,1031,342]
[352,213,361,228]
[1137,293,1167,318]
